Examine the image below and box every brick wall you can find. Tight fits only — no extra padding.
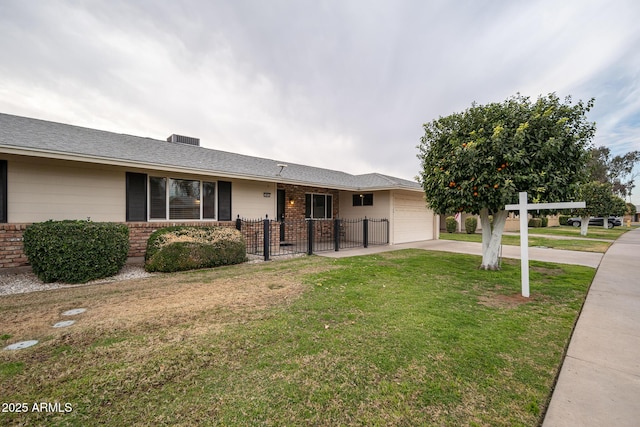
[0,224,29,269]
[0,221,237,270]
[278,183,339,220]
[277,183,339,243]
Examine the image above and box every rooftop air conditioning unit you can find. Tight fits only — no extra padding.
[167,134,200,146]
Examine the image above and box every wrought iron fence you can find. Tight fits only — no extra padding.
[366,218,390,246]
[236,216,389,260]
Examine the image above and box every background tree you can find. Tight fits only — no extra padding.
[572,182,625,236]
[587,146,640,200]
[626,202,637,218]
[418,93,595,269]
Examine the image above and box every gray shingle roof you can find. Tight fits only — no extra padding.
[0,113,421,191]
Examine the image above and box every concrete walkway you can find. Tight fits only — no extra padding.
[319,239,603,268]
[543,227,640,426]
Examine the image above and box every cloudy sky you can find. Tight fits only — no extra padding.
[1,0,640,202]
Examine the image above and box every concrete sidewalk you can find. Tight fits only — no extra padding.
[543,228,640,426]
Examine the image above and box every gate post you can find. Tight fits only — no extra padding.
[363,217,369,248]
[385,218,389,244]
[263,215,270,261]
[307,219,314,255]
[334,218,341,251]
[236,214,242,231]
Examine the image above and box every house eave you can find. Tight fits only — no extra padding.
[0,145,424,193]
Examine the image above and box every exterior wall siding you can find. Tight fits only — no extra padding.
[338,191,391,220]
[232,180,276,219]
[7,155,124,223]
[3,155,279,224]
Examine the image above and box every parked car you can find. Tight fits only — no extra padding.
[566,216,622,228]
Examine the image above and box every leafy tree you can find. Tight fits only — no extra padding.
[418,93,595,269]
[572,182,624,235]
[626,202,637,217]
[587,146,640,199]
[611,196,627,217]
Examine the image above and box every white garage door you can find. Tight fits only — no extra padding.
[393,195,434,244]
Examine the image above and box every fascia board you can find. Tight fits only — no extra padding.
[0,145,424,193]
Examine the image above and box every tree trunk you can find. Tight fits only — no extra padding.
[580,216,589,236]
[479,209,509,270]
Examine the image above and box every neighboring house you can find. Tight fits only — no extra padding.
[0,113,437,269]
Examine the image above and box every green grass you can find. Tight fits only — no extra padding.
[521,225,635,239]
[441,231,611,252]
[0,250,594,426]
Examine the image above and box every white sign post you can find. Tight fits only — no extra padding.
[505,192,585,297]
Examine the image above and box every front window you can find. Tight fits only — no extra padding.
[150,177,167,219]
[170,179,200,220]
[150,177,216,220]
[353,193,373,206]
[305,193,333,219]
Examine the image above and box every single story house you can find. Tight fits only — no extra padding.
[0,113,438,269]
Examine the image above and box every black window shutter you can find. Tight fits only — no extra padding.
[126,172,147,221]
[218,181,232,221]
[0,160,7,223]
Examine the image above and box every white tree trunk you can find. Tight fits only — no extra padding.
[480,208,491,256]
[580,216,589,236]
[479,209,509,270]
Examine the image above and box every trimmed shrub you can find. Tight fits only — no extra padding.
[528,218,543,228]
[23,220,129,283]
[465,216,478,234]
[445,216,457,233]
[559,215,570,226]
[145,226,247,273]
[540,216,549,227]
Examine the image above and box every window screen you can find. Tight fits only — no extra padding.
[149,177,167,219]
[169,179,200,220]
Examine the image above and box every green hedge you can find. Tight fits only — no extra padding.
[23,220,129,283]
[528,218,543,228]
[145,226,247,273]
[465,216,478,234]
[541,216,549,227]
[559,215,570,226]
[445,216,457,233]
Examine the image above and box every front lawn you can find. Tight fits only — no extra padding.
[0,250,594,426]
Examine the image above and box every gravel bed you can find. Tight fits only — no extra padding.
[0,254,307,296]
[0,264,154,296]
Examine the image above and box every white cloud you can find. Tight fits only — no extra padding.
[1,0,640,187]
